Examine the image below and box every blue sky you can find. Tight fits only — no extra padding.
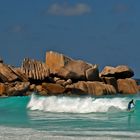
[0,0,140,77]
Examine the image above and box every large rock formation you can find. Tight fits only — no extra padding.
[10,67,28,82]
[46,51,99,81]
[117,78,139,94]
[0,62,28,82]
[0,82,30,96]
[66,81,116,96]
[100,65,134,79]
[21,58,49,80]
[0,51,139,97]
[0,63,18,82]
[101,77,118,92]
[6,82,30,96]
[41,83,65,95]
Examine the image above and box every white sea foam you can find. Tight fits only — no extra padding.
[1,126,140,140]
[27,94,129,113]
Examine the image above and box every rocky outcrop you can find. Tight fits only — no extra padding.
[66,81,116,96]
[42,83,65,95]
[35,83,65,95]
[85,65,99,81]
[0,51,139,97]
[46,51,71,74]
[101,77,118,92]
[0,62,28,83]
[29,84,36,91]
[117,78,139,94]
[0,63,18,82]
[100,65,134,79]
[21,58,49,80]
[4,82,30,96]
[55,79,68,86]
[11,67,28,82]
[46,51,99,81]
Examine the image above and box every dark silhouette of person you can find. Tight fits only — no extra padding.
[128,99,135,111]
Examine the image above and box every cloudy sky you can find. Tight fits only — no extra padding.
[0,0,140,77]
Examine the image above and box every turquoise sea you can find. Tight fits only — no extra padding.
[0,93,140,140]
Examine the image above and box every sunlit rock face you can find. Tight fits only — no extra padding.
[46,51,99,81]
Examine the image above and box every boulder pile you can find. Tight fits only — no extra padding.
[0,51,139,96]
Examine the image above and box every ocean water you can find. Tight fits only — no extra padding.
[0,94,140,140]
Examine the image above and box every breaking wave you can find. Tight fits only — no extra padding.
[27,94,129,113]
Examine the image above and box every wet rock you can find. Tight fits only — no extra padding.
[38,90,48,96]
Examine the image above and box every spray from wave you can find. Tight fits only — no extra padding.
[27,94,129,113]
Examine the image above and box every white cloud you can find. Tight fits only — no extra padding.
[47,3,91,16]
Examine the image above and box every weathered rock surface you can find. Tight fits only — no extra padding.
[63,79,73,86]
[41,83,65,95]
[46,51,71,73]
[86,65,100,81]
[36,85,43,92]
[0,63,18,82]
[0,62,29,82]
[6,82,30,96]
[29,84,36,91]
[100,65,134,79]
[101,77,118,92]
[117,78,139,94]
[46,51,99,81]
[21,58,49,80]
[0,51,138,97]
[56,79,66,85]
[11,67,28,82]
[32,83,48,96]
[66,81,116,96]
[55,78,72,87]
